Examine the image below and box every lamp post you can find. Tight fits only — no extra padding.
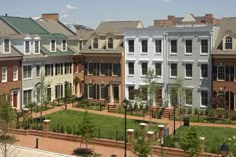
[219,143,229,157]
[123,98,129,157]
[173,103,176,135]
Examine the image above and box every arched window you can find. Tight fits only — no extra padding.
[93,37,98,49]
[225,36,232,49]
[107,37,113,49]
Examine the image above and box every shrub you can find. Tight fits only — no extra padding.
[194,108,199,115]
[217,110,224,118]
[52,127,57,132]
[187,107,193,115]
[199,109,205,115]
[207,109,214,117]
[60,126,65,133]
[66,126,72,134]
[231,112,236,121]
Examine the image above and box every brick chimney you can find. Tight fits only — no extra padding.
[168,15,175,21]
[205,13,213,19]
[42,13,59,21]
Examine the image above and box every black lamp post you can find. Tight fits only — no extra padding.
[219,143,229,157]
[173,103,176,135]
[122,97,129,157]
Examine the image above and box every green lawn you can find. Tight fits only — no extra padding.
[46,110,161,141]
[175,126,236,154]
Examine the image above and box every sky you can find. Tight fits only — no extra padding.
[0,0,236,29]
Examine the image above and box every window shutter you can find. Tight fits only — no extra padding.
[55,86,57,98]
[64,63,66,74]
[108,64,112,76]
[212,66,217,81]
[51,64,54,76]
[84,63,88,75]
[230,66,234,82]
[97,84,100,100]
[55,64,58,75]
[61,63,63,74]
[45,65,47,77]
[70,62,72,73]
[61,84,63,98]
[93,84,96,99]
[226,66,229,82]
[117,64,121,76]
[84,84,87,99]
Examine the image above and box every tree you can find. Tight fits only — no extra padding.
[65,82,72,110]
[132,128,152,157]
[180,127,200,157]
[78,111,96,156]
[0,94,17,157]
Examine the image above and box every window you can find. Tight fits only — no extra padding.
[155,63,162,77]
[225,36,232,49]
[100,85,106,100]
[45,64,53,77]
[155,40,162,53]
[13,66,18,81]
[185,64,192,78]
[217,66,225,80]
[141,40,148,52]
[141,62,147,75]
[23,65,32,79]
[3,39,10,53]
[47,87,51,101]
[108,37,113,49]
[201,40,208,53]
[100,63,108,76]
[1,67,7,82]
[88,63,96,75]
[62,40,67,51]
[93,38,98,49]
[23,90,32,105]
[50,40,56,52]
[55,63,62,75]
[201,91,208,106]
[201,64,208,78]
[65,62,72,74]
[25,40,30,54]
[128,86,135,100]
[36,88,40,103]
[185,89,193,105]
[112,64,120,76]
[171,40,177,53]
[170,63,177,77]
[34,40,40,54]
[36,65,40,77]
[128,62,134,75]
[55,84,63,98]
[79,41,83,51]
[128,40,134,52]
[88,84,94,99]
[185,40,192,53]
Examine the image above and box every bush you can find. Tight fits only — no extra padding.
[217,110,224,118]
[231,112,236,121]
[52,127,57,132]
[187,107,192,115]
[60,126,65,133]
[199,109,205,115]
[66,126,72,134]
[194,108,199,115]
[207,109,214,117]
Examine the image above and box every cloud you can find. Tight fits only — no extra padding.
[61,14,69,18]
[160,0,171,2]
[61,10,66,13]
[66,4,77,10]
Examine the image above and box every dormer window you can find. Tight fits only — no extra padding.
[24,40,31,54]
[62,40,67,51]
[225,36,232,49]
[92,38,98,49]
[3,39,10,53]
[34,40,40,54]
[107,37,113,49]
[50,40,56,52]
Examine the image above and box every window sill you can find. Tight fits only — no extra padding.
[1,81,7,83]
[184,53,192,56]
[141,75,147,78]
[185,77,192,80]
[217,80,225,82]
[23,78,33,80]
[170,76,177,79]
[112,75,118,77]
[127,52,134,55]
[13,79,18,81]
[200,105,207,109]
[88,98,94,100]
[154,52,162,55]
[200,77,208,80]
[200,53,208,56]
[170,53,177,55]
[141,53,148,55]
[185,104,193,107]
[128,74,134,77]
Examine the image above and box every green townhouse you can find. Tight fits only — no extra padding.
[0,15,76,108]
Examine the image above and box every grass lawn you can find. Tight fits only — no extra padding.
[46,110,161,141]
[175,126,236,154]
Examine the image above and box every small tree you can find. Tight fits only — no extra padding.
[132,128,152,157]
[0,94,17,157]
[78,111,96,156]
[180,127,200,157]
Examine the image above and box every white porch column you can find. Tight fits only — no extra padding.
[119,84,121,104]
[110,85,113,104]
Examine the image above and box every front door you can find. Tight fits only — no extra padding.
[13,91,17,108]
[113,85,119,103]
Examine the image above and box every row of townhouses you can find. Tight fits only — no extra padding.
[0,13,235,111]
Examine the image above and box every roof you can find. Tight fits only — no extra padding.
[75,28,94,40]
[39,33,67,39]
[37,19,76,36]
[0,45,22,58]
[41,46,74,57]
[1,16,48,34]
[95,21,143,34]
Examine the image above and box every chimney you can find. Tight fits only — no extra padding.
[168,15,175,21]
[205,13,213,19]
[5,13,7,16]
[42,13,59,21]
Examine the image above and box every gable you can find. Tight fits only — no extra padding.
[182,13,196,22]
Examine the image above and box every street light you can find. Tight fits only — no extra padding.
[122,97,129,157]
[219,143,229,157]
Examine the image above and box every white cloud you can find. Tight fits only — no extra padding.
[61,10,66,13]
[66,4,77,10]
[160,0,171,2]
[61,14,69,18]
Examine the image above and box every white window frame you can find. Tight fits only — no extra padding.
[128,39,134,53]
[217,65,225,81]
[141,40,148,53]
[1,67,7,83]
[23,65,32,79]
[200,64,208,79]
[88,84,94,99]
[128,62,134,76]
[3,39,11,54]
[92,37,98,49]
[141,62,148,76]
[185,64,193,79]
[34,40,40,54]
[24,40,31,54]
[61,40,67,51]
[155,62,162,77]
[185,88,193,106]
[200,90,208,108]
[170,40,177,54]
[107,37,113,50]
[200,39,208,55]
[170,63,177,78]
[185,40,192,55]
[50,40,56,52]
[155,40,162,54]
[36,65,40,78]
[100,85,106,100]
[23,89,32,106]
[13,66,18,81]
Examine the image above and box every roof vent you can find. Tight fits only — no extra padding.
[5,13,7,16]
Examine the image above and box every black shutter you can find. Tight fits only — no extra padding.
[45,64,48,76]
[84,84,87,98]
[55,64,58,75]
[213,66,217,81]
[61,63,63,74]
[70,62,72,73]
[84,63,88,75]
[97,84,100,100]
[230,66,234,82]
[226,66,229,82]
[55,86,57,98]
[93,84,96,99]
[61,84,63,97]
[64,63,67,74]
[108,63,112,76]
[51,64,54,76]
